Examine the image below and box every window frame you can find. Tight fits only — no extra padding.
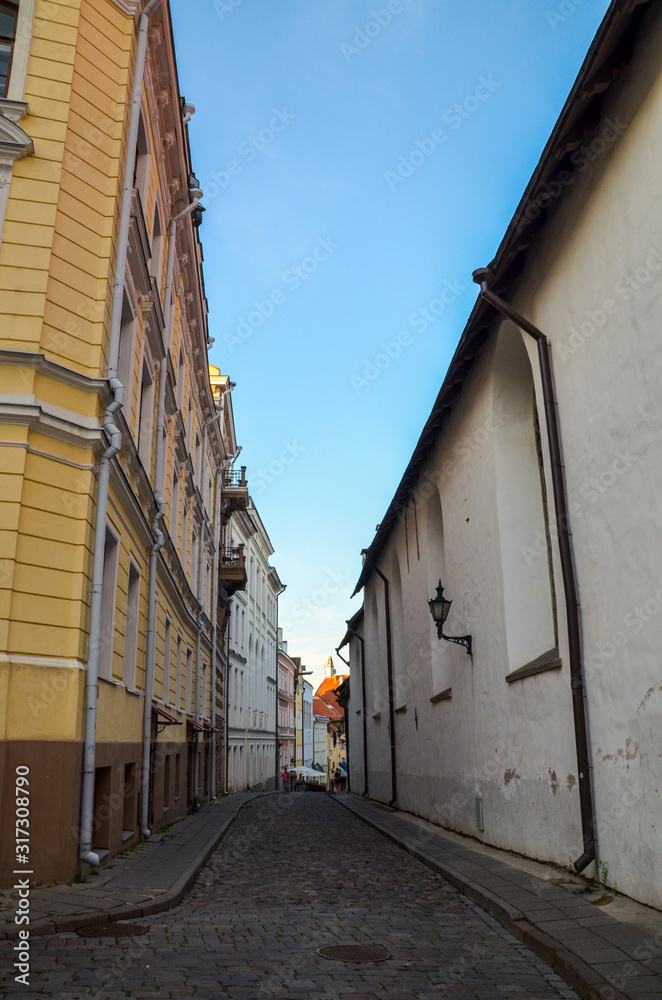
[0,1,19,100]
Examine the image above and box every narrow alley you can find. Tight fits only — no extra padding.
[1,794,577,1000]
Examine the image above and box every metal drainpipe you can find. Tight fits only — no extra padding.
[360,550,397,807]
[140,195,202,839]
[339,622,369,797]
[194,414,222,802]
[210,465,222,799]
[212,444,238,797]
[79,0,164,867]
[220,445,241,796]
[473,266,597,874]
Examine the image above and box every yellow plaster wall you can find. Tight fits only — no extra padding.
[0,662,84,741]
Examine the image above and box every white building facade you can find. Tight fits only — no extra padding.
[226,504,283,792]
[345,1,662,912]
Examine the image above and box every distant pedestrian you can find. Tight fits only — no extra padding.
[282,768,289,792]
[334,767,341,792]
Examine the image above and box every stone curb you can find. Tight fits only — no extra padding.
[0,793,268,941]
[333,794,629,1000]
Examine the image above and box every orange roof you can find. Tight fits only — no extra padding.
[313,696,342,721]
[315,674,349,699]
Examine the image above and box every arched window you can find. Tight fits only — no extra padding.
[424,488,451,697]
[390,552,406,709]
[492,321,557,670]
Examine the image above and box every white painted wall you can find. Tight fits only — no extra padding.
[349,5,662,909]
[226,503,280,791]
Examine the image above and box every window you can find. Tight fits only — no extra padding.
[207,557,212,617]
[174,753,181,801]
[181,503,188,570]
[163,616,172,704]
[175,633,182,709]
[133,113,149,205]
[0,3,18,99]
[177,348,185,409]
[138,355,154,469]
[150,202,164,289]
[124,561,140,690]
[170,465,180,547]
[163,754,170,811]
[191,530,198,591]
[185,647,193,714]
[194,433,201,487]
[122,762,136,837]
[117,294,136,404]
[492,322,557,669]
[99,526,119,680]
[202,661,208,719]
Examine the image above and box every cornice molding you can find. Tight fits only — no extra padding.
[0,350,110,400]
[0,393,103,449]
[107,0,139,15]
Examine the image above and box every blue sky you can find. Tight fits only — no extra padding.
[170,0,611,687]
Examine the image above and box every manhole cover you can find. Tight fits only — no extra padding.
[317,944,391,963]
[76,922,147,938]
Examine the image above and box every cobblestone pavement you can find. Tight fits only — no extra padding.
[1,794,579,999]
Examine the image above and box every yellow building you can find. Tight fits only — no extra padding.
[0,0,241,885]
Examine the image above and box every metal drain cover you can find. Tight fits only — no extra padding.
[317,944,391,963]
[76,922,147,938]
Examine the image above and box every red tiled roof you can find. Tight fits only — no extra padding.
[313,697,342,721]
[315,674,349,699]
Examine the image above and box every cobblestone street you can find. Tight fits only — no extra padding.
[1,794,579,1000]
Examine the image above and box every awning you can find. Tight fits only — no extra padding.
[291,766,324,778]
[152,705,181,725]
[186,717,204,732]
[203,721,220,733]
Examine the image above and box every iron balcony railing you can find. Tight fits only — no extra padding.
[223,466,247,489]
[221,545,243,566]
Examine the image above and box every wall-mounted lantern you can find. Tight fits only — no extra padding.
[428,580,472,656]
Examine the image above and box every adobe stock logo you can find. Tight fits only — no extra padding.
[384,76,501,192]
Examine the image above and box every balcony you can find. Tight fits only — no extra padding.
[222,466,249,516]
[218,543,247,599]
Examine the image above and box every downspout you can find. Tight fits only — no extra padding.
[212,441,238,798]
[339,621,368,797]
[140,190,202,839]
[79,0,164,867]
[210,464,222,798]
[473,266,597,874]
[193,411,222,802]
[361,550,397,807]
[220,444,241,796]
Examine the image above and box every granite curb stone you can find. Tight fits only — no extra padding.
[333,792,658,1000]
[0,791,267,941]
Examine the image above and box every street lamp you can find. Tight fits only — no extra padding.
[428,580,472,655]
